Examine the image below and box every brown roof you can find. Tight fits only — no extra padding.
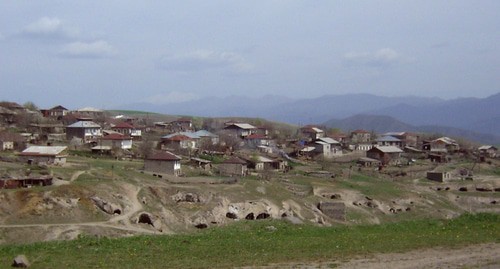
[0,132,24,142]
[112,122,135,129]
[222,156,247,164]
[146,151,181,161]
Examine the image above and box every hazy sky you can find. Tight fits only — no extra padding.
[1,1,499,109]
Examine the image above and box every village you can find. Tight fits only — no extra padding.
[0,101,499,244]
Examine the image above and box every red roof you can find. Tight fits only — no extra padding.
[245,133,268,140]
[147,151,181,161]
[112,122,134,129]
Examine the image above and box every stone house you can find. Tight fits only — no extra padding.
[366,146,403,165]
[478,145,497,158]
[41,105,69,119]
[300,125,325,141]
[144,151,181,176]
[350,129,371,144]
[18,146,68,165]
[66,121,102,143]
[219,156,248,176]
[375,135,403,148]
[111,122,142,140]
[100,133,133,150]
[223,123,257,138]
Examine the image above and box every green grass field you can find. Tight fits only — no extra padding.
[1,213,498,268]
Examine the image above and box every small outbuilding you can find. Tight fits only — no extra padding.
[144,151,182,176]
[18,146,68,165]
[427,171,451,182]
[219,156,248,176]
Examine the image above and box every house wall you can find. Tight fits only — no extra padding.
[101,139,133,149]
[144,159,181,176]
[1,141,14,150]
[219,163,247,176]
[19,155,66,165]
[427,172,451,182]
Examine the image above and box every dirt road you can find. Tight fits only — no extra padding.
[241,243,500,269]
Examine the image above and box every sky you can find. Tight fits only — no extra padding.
[1,1,499,109]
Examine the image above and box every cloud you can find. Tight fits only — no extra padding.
[59,40,116,58]
[141,91,200,104]
[343,48,403,67]
[157,49,254,73]
[21,17,78,40]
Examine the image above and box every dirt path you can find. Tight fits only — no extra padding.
[241,243,500,269]
[70,170,86,182]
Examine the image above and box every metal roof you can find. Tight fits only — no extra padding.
[20,146,67,156]
[375,135,401,142]
[317,137,340,144]
[370,146,403,153]
[193,130,218,137]
[67,121,101,128]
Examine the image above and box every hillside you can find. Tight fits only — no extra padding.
[324,114,500,144]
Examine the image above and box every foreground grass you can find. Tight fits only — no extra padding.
[1,213,499,268]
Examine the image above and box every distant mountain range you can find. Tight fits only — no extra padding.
[118,92,500,144]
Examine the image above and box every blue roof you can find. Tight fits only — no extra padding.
[193,130,218,137]
[376,135,401,142]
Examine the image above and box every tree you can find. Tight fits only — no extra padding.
[23,101,39,111]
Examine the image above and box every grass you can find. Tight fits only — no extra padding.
[0,213,498,268]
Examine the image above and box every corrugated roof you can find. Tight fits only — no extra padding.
[317,137,340,144]
[67,121,101,128]
[193,130,218,137]
[371,146,403,153]
[376,135,401,142]
[162,132,200,140]
[225,123,256,130]
[20,146,67,156]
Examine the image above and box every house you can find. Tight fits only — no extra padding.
[383,132,418,147]
[429,137,460,153]
[111,122,142,140]
[300,125,325,141]
[426,171,452,182]
[0,132,24,151]
[219,156,248,176]
[366,146,403,165]
[245,133,271,148]
[66,121,102,143]
[350,130,371,143]
[375,135,403,148]
[100,133,133,150]
[144,151,181,176]
[18,146,68,165]
[75,107,104,118]
[478,145,497,158]
[354,143,373,152]
[41,105,69,119]
[0,176,53,189]
[189,157,212,170]
[357,157,382,167]
[223,123,257,138]
[161,132,200,150]
[170,117,194,132]
[193,130,219,145]
[313,137,342,158]
[244,155,275,171]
